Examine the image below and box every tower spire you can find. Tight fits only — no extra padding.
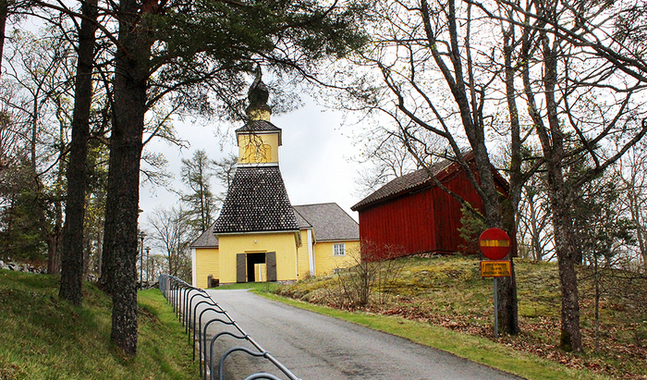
[246,66,271,121]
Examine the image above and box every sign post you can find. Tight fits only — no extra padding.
[479,228,512,340]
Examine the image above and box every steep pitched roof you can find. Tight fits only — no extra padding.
[351,159,456,211]
[212,166,299,233]
[293,203,359,242]
[190,224,219,248]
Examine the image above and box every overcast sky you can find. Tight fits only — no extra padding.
[139,97,365,226]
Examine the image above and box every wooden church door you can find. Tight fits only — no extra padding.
[236,253,246,283]
[266,252,277,282]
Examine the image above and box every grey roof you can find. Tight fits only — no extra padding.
[190,224,219,248]
[293,203,359,242]
[351,159,456,211]
[213,166,299,233]
[294,208,312,229]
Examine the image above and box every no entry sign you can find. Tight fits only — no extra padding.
[479,228,511,260]
[479,227,512,341]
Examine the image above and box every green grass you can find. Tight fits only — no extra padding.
[255,292,609,380]
[209,281,280,292]
[0,269,198,380]
[264,255,647,380]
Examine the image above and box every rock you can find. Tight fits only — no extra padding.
[0,261,47,274]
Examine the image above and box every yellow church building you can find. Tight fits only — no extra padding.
[190,74,359,288]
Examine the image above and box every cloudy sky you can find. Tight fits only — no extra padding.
[138,97,366,225]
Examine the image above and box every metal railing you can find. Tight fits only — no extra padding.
[158,275,301,380]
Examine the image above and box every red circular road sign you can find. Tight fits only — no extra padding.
[479,228,511,260]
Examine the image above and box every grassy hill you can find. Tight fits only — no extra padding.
[275,255,647,380]
[0,269,198,379]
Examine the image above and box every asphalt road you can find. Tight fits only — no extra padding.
[204,289,523,380]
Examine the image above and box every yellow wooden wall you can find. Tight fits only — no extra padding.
[194,248,220,289]
[194,231,361,284]
[217,232,298,283]
[296,230,312,279]
[314,241,360,276]
[237,133,280,164]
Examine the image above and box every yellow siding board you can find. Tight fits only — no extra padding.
[238,134,280,164]
[195,248,220,289]
[314,241,360,276]
[217,232,298,283]
[296,230,311,279]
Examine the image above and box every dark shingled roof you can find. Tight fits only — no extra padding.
[190,224,219,248]
[293,203,359,242]
[351,159,456,211]
[235,120,282,146]
[235,120,281,133]
[213,166,299,233]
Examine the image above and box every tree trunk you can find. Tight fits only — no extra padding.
[550,182,583,351]
[59,0,98,306]
[543,29,583,351]
[497,199,519,335]
[0,0,7,77]
[420,0,520,335]
[102,0,153,355]
[46,235,62,274]
[496,19,522,336]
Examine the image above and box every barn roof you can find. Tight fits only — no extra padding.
[212,166,299,234]
[190,223,219,248]
[293,203,359,242]
[351,159,457,211]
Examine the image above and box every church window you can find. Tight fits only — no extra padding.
[333,243,346,257]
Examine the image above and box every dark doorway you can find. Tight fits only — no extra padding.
[246,253,266,282]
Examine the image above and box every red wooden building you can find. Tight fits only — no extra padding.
[351,153,508,259]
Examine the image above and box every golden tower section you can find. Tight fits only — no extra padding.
[237,131,280,164]
[237,69,282,165]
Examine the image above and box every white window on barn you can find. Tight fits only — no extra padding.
[333,243,346,257]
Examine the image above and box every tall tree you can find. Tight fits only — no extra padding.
[214,153,237,203]
[0,0,7,75]
[517,174,553,262]
[0,29,75,272]
[147,206,192,281]
[616,144,647,271]
[99,0,371,355]
[333,0,647,349]
[334,0,527,335]
[59,0,99,306]
[180,149,217,234]
[472,0,647,351]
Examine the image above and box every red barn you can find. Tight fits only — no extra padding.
[351,153,508,259]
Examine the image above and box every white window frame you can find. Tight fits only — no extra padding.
[333,243,346,257]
